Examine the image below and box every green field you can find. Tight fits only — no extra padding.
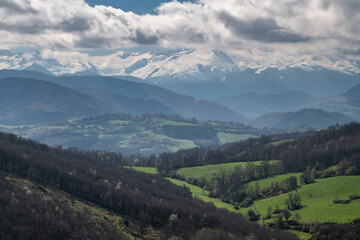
[177,161,278,182]
[166,178,241,213]
[126,167,158,174]
[217,132,256,144]
[247,172,302,191]
[243,176,360,223]
[268,139,295,146]
[287,230,312,240]
[13,115,267,155]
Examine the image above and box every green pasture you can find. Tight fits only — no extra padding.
[217,132,256,144]
[125,166,158,174]
[177,161,279,182]
[243,176,360,223]
[247,172,302,191]
[166,178,241,213]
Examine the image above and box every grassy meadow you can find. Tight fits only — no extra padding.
[177,161,279,182]
[243,176,360,223]
[246,172,303,191]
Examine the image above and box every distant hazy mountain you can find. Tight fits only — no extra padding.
[0,70,248,123]
[48,75,249,123]
[217,90,317,118]
[0,77,113,125]
[252,109,353,129]
[1,49,359,98]
[160,79,287,100]
[160,81,229,100]
[75,87,177,116]
[211,68,360,98]
[255,67,360,98]
[311,83,360,120]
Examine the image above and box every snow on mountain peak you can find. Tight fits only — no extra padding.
[0,48,359,83]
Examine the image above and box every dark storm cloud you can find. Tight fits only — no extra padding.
[130,30,159,45]
[218,11,310,43]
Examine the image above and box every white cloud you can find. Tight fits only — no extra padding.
[0,0,359,71]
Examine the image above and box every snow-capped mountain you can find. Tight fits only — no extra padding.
[1,48,360,84]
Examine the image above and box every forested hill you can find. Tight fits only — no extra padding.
[0,132,294,240]
[151,122,360,175]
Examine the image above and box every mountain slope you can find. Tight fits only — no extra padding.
[251,109,353,129]
[258,67,360,98]
[0,132,295,240]
[50,75,249,123]
[0,70,249,123]
[0,77,113,125]
[75,87,177,116]
[217,90,317,118]
[312,83,360,120]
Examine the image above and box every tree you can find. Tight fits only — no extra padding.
[300,170,314,185]
[283,210,292,223]
[285,192,302,210]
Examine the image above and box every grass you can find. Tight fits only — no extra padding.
[217,132,256,144]
[177,161,278,182]
[243,176,360,223]
[166,178,241,213]
[287,230,312,240]
[125,167,158,174]
[247,172,302,191]
[268,139,295,146]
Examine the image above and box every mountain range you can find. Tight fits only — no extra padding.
[0,70,249,124]
[216,90,317,118]
[1,49,360,91]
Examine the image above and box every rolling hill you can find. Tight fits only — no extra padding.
[251,108,353,129]
[0,70,249,123]
[311,83,360,120]
[0,77,113,125]
[160,79,287,100]
[75,87,176,116]
[217,90,317,118]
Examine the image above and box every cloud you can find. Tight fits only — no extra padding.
[130,30,159,45]
[0,0,359,69]
[0,0,37,14]
[218,11,310,43]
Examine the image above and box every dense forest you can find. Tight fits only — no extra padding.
[0,132,294,240]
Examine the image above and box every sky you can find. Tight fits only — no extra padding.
[0,0,360,72]
[85,0,195,15]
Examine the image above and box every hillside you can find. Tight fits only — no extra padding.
[160,79,287,100]
[311,83,360,120]
[217,90,317,118]
[251,109,353,129]
[0,70,249,123]
[75,87,176,116]
[0,77,113,125]
[0,132,294,240]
